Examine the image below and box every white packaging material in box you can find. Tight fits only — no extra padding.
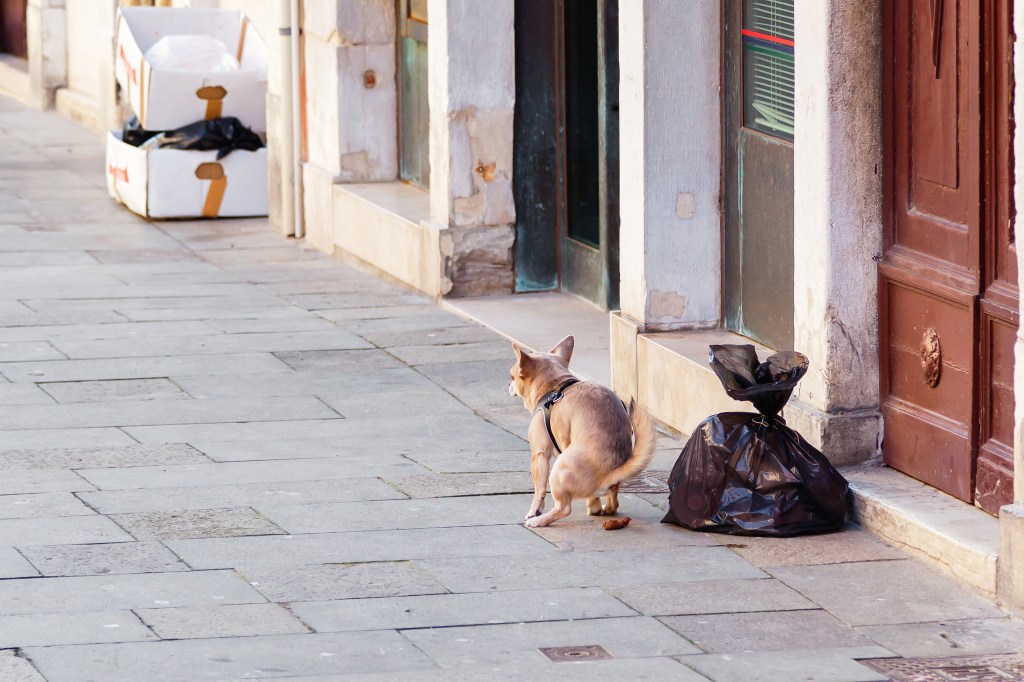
[106,131,268,219]
[115,7,268,131]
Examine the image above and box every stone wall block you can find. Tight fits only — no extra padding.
[303,39,342,175]
[443,225,515,297]
[27,0,67,108]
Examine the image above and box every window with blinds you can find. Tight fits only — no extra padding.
[742,0,794,142]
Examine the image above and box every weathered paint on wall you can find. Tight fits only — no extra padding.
[787,0,883,465]
[617,0,721,331]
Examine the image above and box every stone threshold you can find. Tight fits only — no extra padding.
[0,54,31,107]
[445,294,1001,596]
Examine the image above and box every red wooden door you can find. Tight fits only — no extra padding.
[0,0,28,58]
[880,0,1016,514]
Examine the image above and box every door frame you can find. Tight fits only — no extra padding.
[512,0,619,310]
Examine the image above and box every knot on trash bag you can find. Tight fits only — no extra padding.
[708,344,808,418]
[125,117,265,160]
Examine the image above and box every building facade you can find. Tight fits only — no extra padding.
[3,0,1024,613]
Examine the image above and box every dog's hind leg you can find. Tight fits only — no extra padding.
[602,484,620,515]
[525,489,572,528]
[526,449,550,520]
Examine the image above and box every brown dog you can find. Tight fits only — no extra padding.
[508,335,657,527]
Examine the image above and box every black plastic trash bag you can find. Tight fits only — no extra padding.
[662,344,849,536]
[122,116,160,147]
[139,117,264,159]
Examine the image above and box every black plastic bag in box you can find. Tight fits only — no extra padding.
[661,344,849,536]
[138,117,264,160]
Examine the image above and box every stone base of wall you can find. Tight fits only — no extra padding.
[783,401,881,467]
[441,224,514,298]
[999,503,1024,614]
[54,88,102,133]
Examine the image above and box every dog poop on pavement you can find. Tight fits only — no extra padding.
[662,344,850,537]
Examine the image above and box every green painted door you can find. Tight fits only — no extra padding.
[398,0,429,189]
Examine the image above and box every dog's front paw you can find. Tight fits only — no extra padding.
[525,516,544,528]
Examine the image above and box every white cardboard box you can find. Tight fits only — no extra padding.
[106,131,268,219]
[115,7,268,132]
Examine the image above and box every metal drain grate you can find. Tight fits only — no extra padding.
[621,470,670,494]
[861,654,1024,681]
[538,645,613,662]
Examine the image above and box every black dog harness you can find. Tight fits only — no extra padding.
[536,377,580,454]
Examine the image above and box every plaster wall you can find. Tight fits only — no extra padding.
[302,0,397,181]
[427,0,515,295]
[617,0,721,331]
[26,0,66,109]
[788,0,883,464]
[58,0,117,131]
[1001,0,1024,614]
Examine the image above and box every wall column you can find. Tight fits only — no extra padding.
[998,0,1024,617]
[426,0,515,297]
[610,0,720,402]
[787,0,883,466]
[26,0,66,110]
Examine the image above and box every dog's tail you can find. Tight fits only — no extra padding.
[607,398,658,485]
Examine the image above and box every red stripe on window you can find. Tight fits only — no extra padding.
[741,29,795,47]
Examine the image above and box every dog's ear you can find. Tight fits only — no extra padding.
[549,335,574,364]
[513,344,533,372]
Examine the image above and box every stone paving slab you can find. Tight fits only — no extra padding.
[388,341,517,366]
[0,610,156,648]
[662,609,875,653]
[404,450,529,473]
[323,657,707,682]
[274,348,410,372]
[39,378,191,403]
[0,570,265,615]
[192,442,429,478]
[127,415,526,452]
[855,617,1024,657]
[258,495,530,534]
[0,395,338,431]
[769,560,1006,626]
[0,352,292,383]
[53,329,373,359]
[358,325,501,349]
[0,515,132,546]
[402,616,701,668]
[241,561,448,602]
[0,340,65,362]
[170,367,423,398]
[0,468,95,495]
[0,546,40,578]
[385,472,534,498]
[19,541,188,576]
[0,428,135,452]
[527,497,717,551]
[316,304,443,322]
[282,291,429,310]
[0,383,53,405]
[25,631,436,682]
[0,492,94,519]
[678,646,896,682]
[416,547,767,593]
[291,587,636,632]
[135,603,309,639]
[716,525,908,568]
[0,650,45,682]
[316,388,471,419]
[0,321,216,344]
[206,316,338,333]
[110,507,285,541]
[605,578,817,617]
[0,444,208,470]
[169,525,556,570]
[79,458,416,490]
[78,477,405,514]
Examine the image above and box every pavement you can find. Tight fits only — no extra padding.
[1,94,1024,682]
